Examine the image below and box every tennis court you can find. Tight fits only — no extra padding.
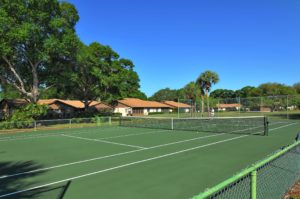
[0,116,299,199]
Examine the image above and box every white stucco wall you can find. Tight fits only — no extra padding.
[114,107,132,116]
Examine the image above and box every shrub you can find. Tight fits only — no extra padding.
[7,103,48,128]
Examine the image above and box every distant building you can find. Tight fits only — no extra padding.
[216,103,241,111]
[0,99,113,119]
[114,98,171,116]
[260,107,271,112]
[161,101,191,113]
[0,99,28,119]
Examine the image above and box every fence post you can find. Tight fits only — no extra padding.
[97,117,100,126]
[286,95,289,120]
[69,119,71,128]
[251,170,257,199]
[177,98,180,118]
[238,97,241,115]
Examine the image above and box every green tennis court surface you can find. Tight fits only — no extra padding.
[0,118,299,198]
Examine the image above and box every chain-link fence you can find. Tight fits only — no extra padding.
[173,95,300,119]
[0,116,113,133]
[193,141,300,199]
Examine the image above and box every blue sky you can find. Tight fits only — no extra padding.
[68,0,300,97]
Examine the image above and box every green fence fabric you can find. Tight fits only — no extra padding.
[194,141,300,199]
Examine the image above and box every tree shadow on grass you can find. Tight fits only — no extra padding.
[0,161,70,199]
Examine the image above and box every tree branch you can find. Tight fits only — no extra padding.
[0,74,27,95]
[1,56,26,93]
[44,84,55,91]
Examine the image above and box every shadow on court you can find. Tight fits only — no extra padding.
[0,161,71,199]
[270,113,300,120]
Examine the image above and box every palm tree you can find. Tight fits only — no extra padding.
[199,88,205,117]
[196,71,219,116]
[183,82,197,116]
[183,81,205,117]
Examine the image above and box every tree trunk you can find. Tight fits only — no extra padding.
[201,95,204,117]
[1,56,41,103]
[206,90,210,116]
[31,62,39,103]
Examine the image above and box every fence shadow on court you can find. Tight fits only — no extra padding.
[0,160,71,199]
[270,113,300,120]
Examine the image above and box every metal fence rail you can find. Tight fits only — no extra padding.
[193,141,300,199]
[0,116,113,132]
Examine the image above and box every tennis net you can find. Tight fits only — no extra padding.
[119,116,268,136]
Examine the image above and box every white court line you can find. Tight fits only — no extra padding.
[0,119,290,142]
[99,129,171,140]
[0,126,121,141]
[0,133,224,180]
[268,122,299,132]
[0,134,247,198]
[0,122,297,181]
[61,134,147,149]
[0,127,170,142]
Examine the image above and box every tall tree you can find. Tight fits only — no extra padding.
[0,0,79,103]
[183,81,203,116]
[150,88,179,101]
[235,86,262,97]
[196,70,219,114]
[210,89,236,98]
[68,42,142,109]
[293,82,300,94]
[258,83,297,96]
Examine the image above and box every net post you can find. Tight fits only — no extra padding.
[57,180,72,199]
[171,118,174,130]
[109,116,112,125]
[251,170,257,199]
[69,119,71,128]
[34,121,37,131]
[264,116,269,136]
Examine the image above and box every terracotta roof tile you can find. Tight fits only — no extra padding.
[118,98,171,108]
[2,98,111,110]
[162,101,191,108]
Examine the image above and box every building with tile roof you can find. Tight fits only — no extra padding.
[161,101,191,113]
[216,103,241,111]
[0,99,112,119]
[114,98,171,116]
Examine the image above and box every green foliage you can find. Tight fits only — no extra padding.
[0,84,21,99]
[293,82,300,94]
[258,83,297,96]
[127,90,147,100]
[0,0,79,102]
[196,70,219,113]
[0,103,48,129]
[9,103,48,122]
[210,89,236,98]
[235,86,262,97]
[183,82,202,101]
[149,88,182,101]
[66,42,142,106]
[196,70,219,93]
